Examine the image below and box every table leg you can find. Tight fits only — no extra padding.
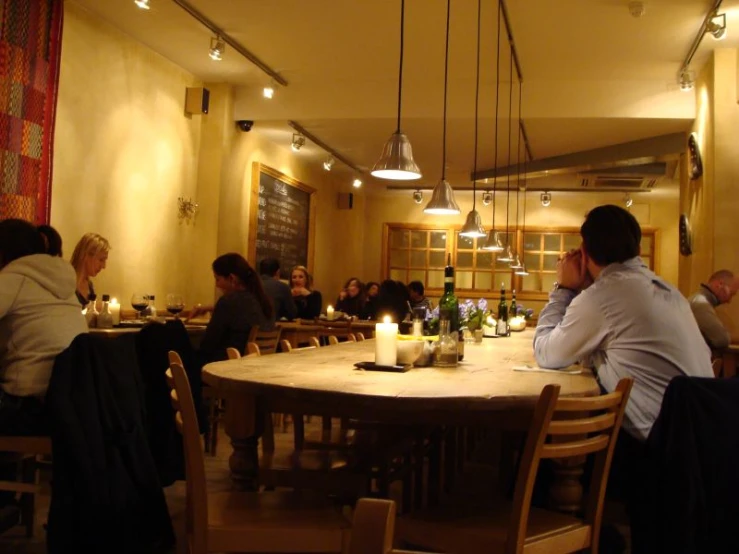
[549,456,585,513]
[224,393,259,491]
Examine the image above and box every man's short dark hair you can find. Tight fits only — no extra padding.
[37,224,63,257]
[580,205,641,266]
[259,257,280,276]
[408,281,425,296]
[0,219,45,268]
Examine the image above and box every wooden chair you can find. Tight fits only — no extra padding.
[0,436,52,537]
[247,326,282,355]
[226,347,241,360]
[165,359,352,554]
[349,498,425,554]
[395,378,633,554]
[280,338,320,353]
[327,334,357,346]
[355,332,366,342]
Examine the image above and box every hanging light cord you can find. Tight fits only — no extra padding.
[471,0,482,212]
[504,47,513,246]
[395,0,405,133]
[441,0,451,180]
[515,79,522,250]
[492,0,502,228]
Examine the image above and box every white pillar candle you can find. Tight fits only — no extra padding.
[109,298,121,326]
[412,319,423,337]
[326,305,335,321]
[375,315,398,366]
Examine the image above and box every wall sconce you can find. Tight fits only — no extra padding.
[413,190,423,204]
[540,192,551,207]
[178,197,199,223]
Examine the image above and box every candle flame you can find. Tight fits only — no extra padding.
[327,305,333,310]
[110,298,119,305]
[383,315,391,324]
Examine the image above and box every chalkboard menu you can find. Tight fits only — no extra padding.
[248,163,316,277]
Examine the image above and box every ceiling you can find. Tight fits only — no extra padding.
[70,0,737,192]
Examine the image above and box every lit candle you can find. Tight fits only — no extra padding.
[375,315,398,366]
[326,305,335,321]
[109,298,121,326]
[483,315,496,337]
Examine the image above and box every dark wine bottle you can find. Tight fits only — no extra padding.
[438,254,464,360]
[497,283,509,337]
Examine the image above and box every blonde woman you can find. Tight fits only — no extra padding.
[70,233,110,306]
[290,265,323,319]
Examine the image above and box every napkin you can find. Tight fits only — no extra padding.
[512,364,582,375]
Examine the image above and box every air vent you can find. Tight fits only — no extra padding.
[580,176,652,189]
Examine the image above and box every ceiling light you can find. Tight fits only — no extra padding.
[515,264,529,276]
[209,36,225,61]
[540,192,551,207]
[679,69,694,92]
[460,210,486,238]
[625,193,633,208]
[372,0,422,181]
[323,156,335,171]
[510,254,524,270]
[263,81,276,99]
[291,133,306,152]
[706,13,727,40]
[134,0,150,9]
[481,230,504,252]
[352,178,363,188]
[412,190,423,204]
[498,244,514,263]
[482,191,492,206]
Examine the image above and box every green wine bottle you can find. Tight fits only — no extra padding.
[510,289,517,321]
[497,282,509,337]
[438,254,463,360]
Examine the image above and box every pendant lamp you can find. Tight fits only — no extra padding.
[372,0,422,180]
[460,0,486,238]
[516,140,529,276]
[498,46,515,264]
[481,0,504,250]
[510,78,524,270]
[424,0,460,215]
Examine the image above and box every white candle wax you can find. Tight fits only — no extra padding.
[109,298,121,326]
[326,305,335,320]
[483,315,496,337]
[412,319,423,337]
[375,316,398,366]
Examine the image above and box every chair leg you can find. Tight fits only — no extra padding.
[20,456,35,538]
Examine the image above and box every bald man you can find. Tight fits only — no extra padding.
[689,269,739,349]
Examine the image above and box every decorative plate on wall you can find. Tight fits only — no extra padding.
[679,213,693,256]
[688,132,703,181]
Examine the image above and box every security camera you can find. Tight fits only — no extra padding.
[236,120,254,132]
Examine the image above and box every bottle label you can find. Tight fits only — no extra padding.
[444,277,454,283]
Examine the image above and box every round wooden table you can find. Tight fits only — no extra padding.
[203,329,599,496]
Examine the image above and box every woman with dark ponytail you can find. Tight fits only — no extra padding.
[190,253,272,362]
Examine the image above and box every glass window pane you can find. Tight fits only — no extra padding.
[457,234,474,250]
[543,254,559,271]
[427,270,444,289]
[408,270,426,284]
[390,229,408,248]
[522,273,541,292]
[410,250,426,267]
[429,251,446,267]
[501,233,513,249]
[476,251,493,269]
[410,231,427,248]
[390,249,407,267]
[541,273,558,292]
[457,251,474,268]
[457,270,473,289]
[493,272,512,292]
[640,237,652,255]
[563,234,581,251]
[524,233,541,251]
[430,231,447,249]
[524,252,539,270]
[389,268,405,282]
[543,234,561,251]
[474,272,492,291]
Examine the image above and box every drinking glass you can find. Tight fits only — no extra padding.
[166,293,185,318]
[131,293,148,320]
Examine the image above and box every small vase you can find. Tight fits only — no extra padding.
[473,329,483,343]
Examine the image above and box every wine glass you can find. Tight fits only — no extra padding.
[131,293,148,320]
[166,293,185,319]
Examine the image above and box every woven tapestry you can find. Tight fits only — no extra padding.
[0,0,63,223]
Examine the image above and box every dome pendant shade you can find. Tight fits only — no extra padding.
[515,263,529,276]
[371,132,422,180]
[510,254,524,269]
[498,245,514,263]
[481,230,504,251]
[460,209,486,238]
[423,179,461,215]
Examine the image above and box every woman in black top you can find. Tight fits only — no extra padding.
[290,265,323,320]
[362,281,380,320]
[335,277,365,317]
[70,233,110,306]
[189,253,273,362]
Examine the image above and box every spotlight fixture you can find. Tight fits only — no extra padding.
[263,81,277,99]
[209,36,225,61]
[412,190,423,204]
[706,13,727,40]
[625,193,633,208]
[352,178,363,189]
[134,0,150,9]
[481,191,492,206]
[679,69,694,92]
[540,192,551,207]
[323,156,335,171]
[291,133,306,152]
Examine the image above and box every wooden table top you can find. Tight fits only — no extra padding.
[203,329,598,415]
[90,322,207,337]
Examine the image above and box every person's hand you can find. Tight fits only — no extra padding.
[557,249,591,291]
[338,289,347,301]
[292,286,310,297]
[186,303,209,322]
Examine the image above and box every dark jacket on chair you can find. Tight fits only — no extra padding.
[46,333,175,554]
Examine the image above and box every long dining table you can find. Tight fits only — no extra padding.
[202,328,600,504]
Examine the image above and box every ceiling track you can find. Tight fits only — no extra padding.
[680,0,723,73]
[287,121,364,174]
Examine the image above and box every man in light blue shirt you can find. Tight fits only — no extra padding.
[534,205,713,441]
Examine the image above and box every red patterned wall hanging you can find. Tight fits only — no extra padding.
[0,0,63,223]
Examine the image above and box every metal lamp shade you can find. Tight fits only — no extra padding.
[510,254,524,269]
[481,230,504,251]
[515,263,529,276]
[460,209,486,238]
[371,132,422,180]
[423,179,461,215]
[498,245,514,263]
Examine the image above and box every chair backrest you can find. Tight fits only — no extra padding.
[280,339,292,353]
[168,350,183,366]
[308,336,321,348]
[247,326,282,355]
[507,378,633,554]
[355,332,366,342]
[165,359,208,553]
[327,335,339,346]
[226,347,241,360]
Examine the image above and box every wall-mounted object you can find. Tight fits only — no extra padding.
[688,132,703,180]
[679,213,693,256]
[185,87,210,115]
[337,192,354,210]
[178,197,199,223]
